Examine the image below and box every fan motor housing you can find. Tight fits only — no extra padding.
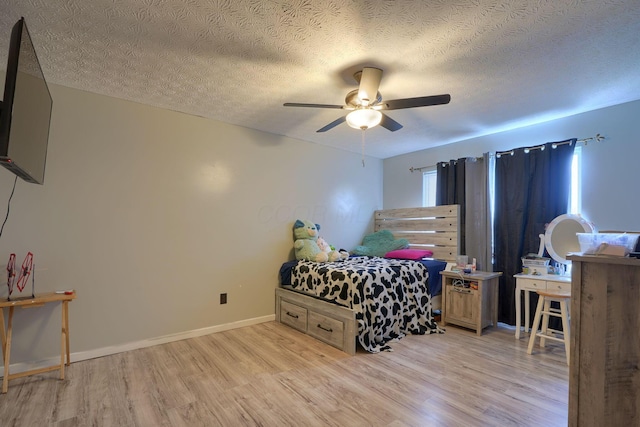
[345,89,381,108]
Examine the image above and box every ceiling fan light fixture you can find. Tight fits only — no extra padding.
[346,109,382,130]
[283,67,450,133]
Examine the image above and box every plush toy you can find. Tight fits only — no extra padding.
[317,236,349,261]
[293,219,342,262]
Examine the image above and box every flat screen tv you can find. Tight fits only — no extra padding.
[0,17,52,185]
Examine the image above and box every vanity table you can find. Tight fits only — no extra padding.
[514,273,570,339]
[513,213,595,339]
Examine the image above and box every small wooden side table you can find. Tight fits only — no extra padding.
[0,291,76,393]
[440,270,502,335]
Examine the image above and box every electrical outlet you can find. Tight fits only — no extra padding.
[220,293,227,304]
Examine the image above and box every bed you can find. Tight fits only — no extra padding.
[276,205,460,354]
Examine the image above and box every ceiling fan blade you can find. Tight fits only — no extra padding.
[316,116,346,132]
[284,102,344,109]
[382,94,451,110]
[358,67,383,106]
[379,113,403,132]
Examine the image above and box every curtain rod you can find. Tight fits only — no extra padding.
[409,134,605,171]
[409,156,483,173]
[409,165,430,173]
[495,133,605,157]
[578,133,605,144]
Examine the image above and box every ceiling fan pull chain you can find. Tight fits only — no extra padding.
[361,130,366,167]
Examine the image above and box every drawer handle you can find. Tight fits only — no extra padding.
[453,288,471,294]
[286,311,299,319]
[317,324,333,333]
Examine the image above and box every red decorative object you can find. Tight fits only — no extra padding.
[6,253,16,297]
[16,252,33,292]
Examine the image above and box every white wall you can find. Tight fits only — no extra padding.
[383,99,640,232]
[0,84,382,366]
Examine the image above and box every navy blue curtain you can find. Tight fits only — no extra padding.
[436,158,466,255]
[494,140,576,325]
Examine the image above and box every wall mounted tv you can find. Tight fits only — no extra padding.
[0,17,52,185]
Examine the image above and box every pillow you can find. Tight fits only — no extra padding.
[352,229,409,257]
[385,249,433,260]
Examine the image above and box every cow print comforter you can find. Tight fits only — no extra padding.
[291,257,441,353]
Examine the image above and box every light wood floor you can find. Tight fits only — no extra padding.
[0,321,568,426]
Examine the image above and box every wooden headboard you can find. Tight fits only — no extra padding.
[374,205,460,262]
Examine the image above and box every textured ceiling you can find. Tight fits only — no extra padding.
[1,1,640,159]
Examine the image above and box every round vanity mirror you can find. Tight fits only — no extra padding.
[544,214,596,265]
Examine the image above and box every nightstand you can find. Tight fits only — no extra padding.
[440,270,502,335]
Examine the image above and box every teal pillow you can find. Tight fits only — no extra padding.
[352,230,409,257]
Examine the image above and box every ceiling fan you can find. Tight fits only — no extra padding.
[283,67,451,133]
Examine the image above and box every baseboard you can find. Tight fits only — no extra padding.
[0,314,275,378]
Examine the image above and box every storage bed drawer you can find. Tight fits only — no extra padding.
[280,300,307,332]
[307,311,345,349]
[275,288,357,355]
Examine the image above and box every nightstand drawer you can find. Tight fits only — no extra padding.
[280,300,307,332]
[307,311,345,349]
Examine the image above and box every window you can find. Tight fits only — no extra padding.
[569,146,582,214]
[422,169,437,207]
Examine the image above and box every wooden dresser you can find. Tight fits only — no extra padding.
[568,255,640,426]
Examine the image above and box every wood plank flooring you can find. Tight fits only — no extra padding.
[0,322,568,426]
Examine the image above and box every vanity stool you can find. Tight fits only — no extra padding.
[527,290,571,365]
